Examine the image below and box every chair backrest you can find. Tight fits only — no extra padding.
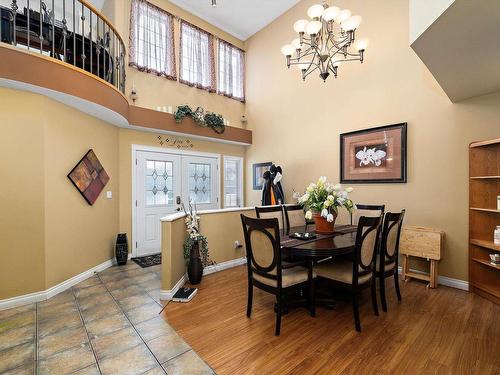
[351,204,385,226]
[255,205,285,230]
[240,215,282,288]
[380,210,406,267]
[352,215,383,285]
[284,204,306,233]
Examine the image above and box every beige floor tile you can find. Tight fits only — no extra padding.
[38,312,83,338]
[162,350,214,375]
[99,271,127,284]
[138,278,162,292]
[37,300,78,321]
[131,272,159,285]
[142,365,167,375]
[38,343,95,375]
[118,262,141,271]
[78,292,115,311]
[98,344,158,375]
[1,361,34,375]
[118,294,157,312]
[0,304,35,322]
[73,275,102,291]
[147,289,162,304]
[91,326,143,360]
[74,284,108,299]
[148,264,161,273]
[38,290,75,308]
[38,325,88,359]
[125,301,161,325]
[81,301,121,324]
[147,332,190,364]
[110,284,144,300]
[72,364,101,375]
[135,316,175,342]
[86,314,130,338]
[0,341,34,373]
[103,277,136,292]
[0,323,35,351]
[0,309,35,332]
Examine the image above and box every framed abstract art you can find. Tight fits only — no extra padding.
[67,149,110,205]
[340,123,407,183]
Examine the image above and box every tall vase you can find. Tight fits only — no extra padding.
[115,233,128,266]
[187,241,204,284]
[312,212,337,234]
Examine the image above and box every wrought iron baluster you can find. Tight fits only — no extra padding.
[89,10,92,74]
[121,49,125,93]
[27,0,30,50]
[62,0,67,62]
[81,2,85,70]
[102,22,106,82]
[10,0,18,46]
[39,0,43,53]
[96,17,100,77]
[51,0,54,57]
[72,0,75,65]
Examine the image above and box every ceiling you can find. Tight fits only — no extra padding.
[169,0,300,41]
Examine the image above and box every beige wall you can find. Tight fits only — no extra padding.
[244,0,500,281]
[103,0,246,128]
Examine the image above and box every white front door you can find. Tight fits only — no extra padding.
[134,149,220,257]
[136,151,181,257]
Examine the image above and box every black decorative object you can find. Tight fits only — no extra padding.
[187,241,204,284]
[115,233,128,266]
[253,162,273,190]
[132,253,161,268]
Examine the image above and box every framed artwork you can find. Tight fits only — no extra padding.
[253,162,273,190]
[68,149,110,205]
[340,123,407,183]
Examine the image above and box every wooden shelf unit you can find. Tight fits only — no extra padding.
[469,139,500,304]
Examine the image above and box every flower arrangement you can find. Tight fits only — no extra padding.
[174,105,226,134]
[182,202,214,268]
[298,176,356,223]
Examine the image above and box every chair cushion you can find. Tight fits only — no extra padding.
[253,266,315,288]
[315,260,372,285]
[376,255,396,272]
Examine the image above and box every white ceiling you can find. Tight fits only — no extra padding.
[169,0,300,40]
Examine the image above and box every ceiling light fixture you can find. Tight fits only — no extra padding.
[281,1,368,82]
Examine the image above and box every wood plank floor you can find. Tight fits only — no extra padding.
[163,266,500,375]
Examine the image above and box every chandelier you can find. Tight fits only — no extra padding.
[281,1,368,82]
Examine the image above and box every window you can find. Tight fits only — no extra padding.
[224,156,243,208]
[180,21,216,91]
[218,40,245,102]
[129,0,176,79]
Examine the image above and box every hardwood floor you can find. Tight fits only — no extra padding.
[163,266,500,375]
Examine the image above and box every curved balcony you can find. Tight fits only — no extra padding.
[0,0,125,93]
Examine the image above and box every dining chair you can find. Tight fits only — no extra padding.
[284,204,307,233]
[376,210,406,312]
[350,204,385,226]
[240,215,316,336]
[255,205,285,230]
[314,215,383,332]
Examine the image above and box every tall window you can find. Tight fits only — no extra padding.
[224,156,243,208]
[129,0,176,80]
[180,21,216,92]
[218,40,245,102]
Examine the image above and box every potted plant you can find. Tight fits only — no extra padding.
[297,176,355,234]
[182,202,214,284]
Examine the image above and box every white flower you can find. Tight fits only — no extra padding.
[321,208,328,218]
[305,210,312,220]
[327,213,334,222]
[292,191,301,200]
[324,200,331,208]
[317,176,327,186]
[325,183,334,193]
[346,187,354,193]
[333,183,341,191]
[298,192,309,203]
[306,183,316,193]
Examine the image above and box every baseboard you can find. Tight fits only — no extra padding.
[160,257,247,301]
[0,258,116,311]
[397,266,469,291]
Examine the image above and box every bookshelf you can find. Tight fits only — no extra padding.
[469,138,500,304]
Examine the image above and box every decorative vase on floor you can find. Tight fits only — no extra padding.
[187,240,204,284]
[312,212,337,234]
[115,233,128,266]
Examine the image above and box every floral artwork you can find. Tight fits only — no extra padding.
[340,123,407,183]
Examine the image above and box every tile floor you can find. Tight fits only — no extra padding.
[0,262,214,375]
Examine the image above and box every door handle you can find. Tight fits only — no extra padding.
[176,207,181,211]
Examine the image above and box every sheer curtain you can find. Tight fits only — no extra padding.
[129,0,176,80]
[180,21,216,92]
[218,40,245,102]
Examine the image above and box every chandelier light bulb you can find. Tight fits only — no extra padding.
[322,6,340,22]
[297,62,309,71]
[355,38,369,51]
[293,19,309,33]
[307,4,324,19]
[342,15,362,31]
[336,9,351,23]
[305,20,322,35]
[292,38,302,50]
[281,44,295,56]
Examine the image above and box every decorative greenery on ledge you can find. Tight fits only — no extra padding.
[174,105,226,134]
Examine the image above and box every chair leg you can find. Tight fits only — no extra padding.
[275,295,282,336]
[371,279,379,316]
[352,293,361,332]
[246,281,253,318]
[379,274,388,312]
[394,272,402,301]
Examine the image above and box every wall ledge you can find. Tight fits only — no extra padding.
[160,206,255,222]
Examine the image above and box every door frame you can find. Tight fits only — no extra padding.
[131,144,221,258]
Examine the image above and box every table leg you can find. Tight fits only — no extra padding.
[308,260,315,317]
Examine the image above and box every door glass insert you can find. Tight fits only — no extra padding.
[145,160,173,206]
[188,163,211,204]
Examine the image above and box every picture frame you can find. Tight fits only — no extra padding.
[340,123,407,184]
[253,162,273,190]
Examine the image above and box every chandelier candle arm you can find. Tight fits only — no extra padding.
[281,1,368,82]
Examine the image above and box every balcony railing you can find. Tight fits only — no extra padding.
[0,0,125,93]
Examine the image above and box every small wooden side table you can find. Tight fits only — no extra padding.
[400,226,445,288]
